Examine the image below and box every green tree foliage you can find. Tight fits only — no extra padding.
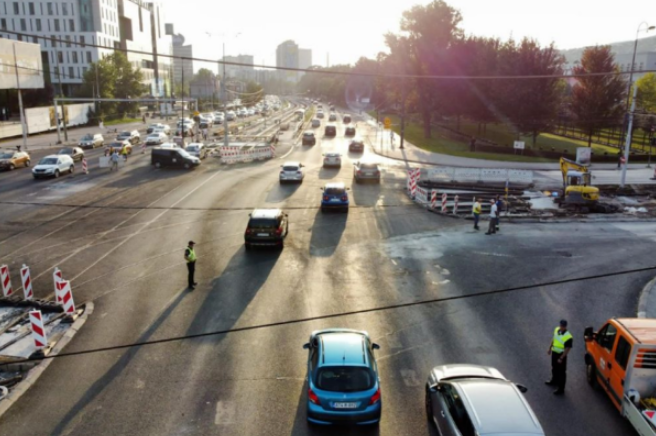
[637,73,656,113]
[569,46,626,146]
[241,81,264,106]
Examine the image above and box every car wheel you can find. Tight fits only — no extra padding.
[69,165,74,174]
[586,363,598,389]
[25,160,30,167]
[155,162,162,169]
[8,164,15,171]
[321,207,326,213]
[425,389,434,421]
[54,170,60,178]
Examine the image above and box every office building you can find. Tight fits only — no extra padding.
[0,0,172,96]
[224,54,254,80]
[299,48,312,70]
[165,24,193,88]
[276,40,311,82]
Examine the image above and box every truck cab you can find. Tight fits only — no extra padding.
[584,318,656,435]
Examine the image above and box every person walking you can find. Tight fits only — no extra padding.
[472,198,482,230]
[110,150,119,171]
[546,319,573,395]
[184,241,198,290]
[617,150,622,170]
[485,199,497,235]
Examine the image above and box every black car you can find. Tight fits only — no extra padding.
[343,115,352,124]
[58,146,85,162]
[324,125,337,137]
[244,209,288,250]
[349,140,364,152]
[151,147,200,169]
[345,127,356,137]
[302,131,316,146]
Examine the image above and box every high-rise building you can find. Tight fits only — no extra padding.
[224,54,254,80]
[165,24,193,89]
[299,48,312,70]
[0,0,172,96]
[276,40,312,82]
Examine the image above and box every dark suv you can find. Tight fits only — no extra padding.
[345,127,356,137]
[302,131,316,146]
[324,125,337,137]
[244,209,289,250]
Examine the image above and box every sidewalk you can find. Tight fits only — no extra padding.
[360,121,656,186]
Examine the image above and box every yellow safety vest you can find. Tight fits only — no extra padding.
[186,247,196,263]
[473,202,482,214]
[552,327,572,354]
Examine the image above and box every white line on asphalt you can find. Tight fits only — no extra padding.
[214,401,236,425]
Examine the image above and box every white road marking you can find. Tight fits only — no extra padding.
[391,259,397,266]
[215,401,236,425]
[400,369,421,387]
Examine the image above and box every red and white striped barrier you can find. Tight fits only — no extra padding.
[82,158,88,174]
[431,191,437,209]
[29,310,48,350]
[57,280,76,315]
[220,146,274,164]
[270,144,276,157]
[21,264,33,300]
[406,169,420,197]
[453,195,459,214]
[53,267,63,303]
[0,264,12,297]
[441,193,448,213]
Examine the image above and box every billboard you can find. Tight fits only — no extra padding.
[0,39,44,89]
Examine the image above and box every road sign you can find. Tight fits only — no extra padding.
[384,117,391,129]
[513,141,525,150]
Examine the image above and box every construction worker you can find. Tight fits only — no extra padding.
[485,199,497,235]
[110,150,119,171]
[121,145,128,162]
[546,319,573,395]
[184,241,198,290]
[472,198,482,230]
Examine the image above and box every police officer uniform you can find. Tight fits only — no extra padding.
[185,241,197,290]
[546,319,573,395]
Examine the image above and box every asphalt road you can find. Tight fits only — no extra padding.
[0,105,649,436]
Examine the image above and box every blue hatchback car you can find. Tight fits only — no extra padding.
[321,182,349,213]
[303,329,382,425]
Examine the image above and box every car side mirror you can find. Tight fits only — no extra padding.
[516,384,528,393]
[320,187,324,191]
[372,343,380,350]
[303,343,310,350]
[584,326,595,342]
[428,385,438,393]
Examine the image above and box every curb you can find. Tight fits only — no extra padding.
[0,302,94,418]
[638,277,656,318]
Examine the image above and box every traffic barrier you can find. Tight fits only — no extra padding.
[21,264,33,300]
[82,158,88,174]
[53,267,63,303]
[415,185,430,205]
[423,167,533,184]
[441,193,448,213]
[453,195,459,214]
[431,191,437,209]
[0,264,12,297]
[220,145,274,164]
[407,168,420,197]
[57,280,76,315]
[29,310,48,350]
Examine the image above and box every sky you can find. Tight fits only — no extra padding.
[160,0,656,71]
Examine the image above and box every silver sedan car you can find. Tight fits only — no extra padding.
[353,161,380,183]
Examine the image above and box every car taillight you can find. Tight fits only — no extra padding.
[245,228,253,235]
[369,388,381,405]
[275,227,283,235]
[357,170,361,175]
[308,388,321,405]
[341,196,347,201]
[323,195,329,201]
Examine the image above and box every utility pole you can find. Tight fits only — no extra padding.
[400,77,407,149]
[12,43,27,151]
[54,45,68,142]
[621,85,638,187]
[181,58,185,142]
[223,43,229,148]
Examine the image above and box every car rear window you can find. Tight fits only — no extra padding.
[283,165,299,171]
[325,188,345,195]
[59,148,73,154]
[360,164,378,169]
[248,218,278,229]
[315,366,374,392]
[304,133,314,137]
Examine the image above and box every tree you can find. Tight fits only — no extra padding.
[241,81,263,106]
[637,73,656,114]
[569,46,626,147]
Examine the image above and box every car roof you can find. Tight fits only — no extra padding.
[454,379,543,435]
[251,209,282,219]
[325,182,346,190]
[317,331,368,367]
[431,364,506,382]
[324,152,340,156]
[42,154,61,159]
[303,131,314,135]
[616,318,656,344]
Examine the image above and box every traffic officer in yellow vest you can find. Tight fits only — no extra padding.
[546,319,573,395]
[184,241,198,290]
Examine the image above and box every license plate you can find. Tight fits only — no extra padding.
[333,402,358,409]
[257,233,269,237]
[330,198,340,202]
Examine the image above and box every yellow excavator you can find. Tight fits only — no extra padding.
[557,157,600,209]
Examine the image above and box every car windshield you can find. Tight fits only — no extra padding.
[315,366,374,392]
[248,218,278,229]
[0,153,14,159]
[38,157,58,165]
[58,148,73,154]
[186,145,199,151]
[360,164,378,169]
[118,132,130,137]
[81,134,93,140]
[283,166,299,171]
[325,188,345,195]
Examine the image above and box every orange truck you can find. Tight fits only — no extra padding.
[584,318,656,435]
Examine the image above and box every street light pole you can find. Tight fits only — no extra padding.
[621,85,638,187]
[223,42,229,148]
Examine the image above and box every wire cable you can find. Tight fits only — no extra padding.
[1,263,653,367]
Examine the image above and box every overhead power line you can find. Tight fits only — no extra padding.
[0,263,653,367]
[2,29,655,81]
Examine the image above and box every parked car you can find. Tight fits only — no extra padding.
[185,143,208,159]
[311,119,321,128]
[343,114,352,124]
[151,147,200,169]
[349,139,364,153]
[324,125,337,138]
[58,146,85,162]
[328,113,337,122]
[32,155,74,179]
[145,132,168,146]
[280,122,290,131]
[280,161,305,184]
[345,126,356,137]
[353,161,380,183]
[214,114,224,124]
[106,140,132,155]
[316,111,325,119]
[321,183,349,212]
[425,364,544,436]
[303,329,382,425]
[0,150,30,170]
[79,133,104,149]
[244,209,289,250]
[117,130,140,144]
[302,131,316,146]
[323,153,341,168]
